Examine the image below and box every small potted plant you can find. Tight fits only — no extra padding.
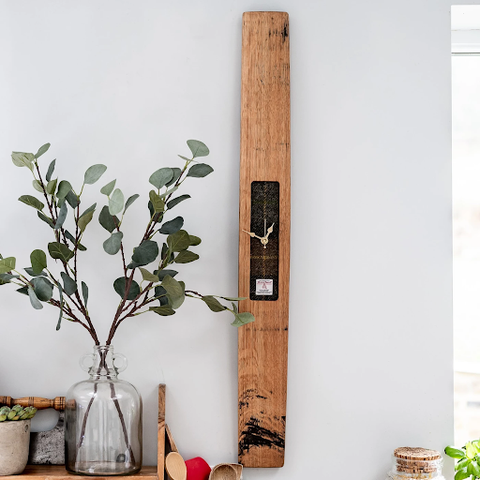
[0,405,37,475]
[445,441,480,480]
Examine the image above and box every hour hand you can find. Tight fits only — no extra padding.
[265,223,275,239]
[242,229,261,240]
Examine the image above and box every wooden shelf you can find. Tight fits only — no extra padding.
[6,465,158,480]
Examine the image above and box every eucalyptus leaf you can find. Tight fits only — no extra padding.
[54,201,68,230]
[149,190,165,213]
[32,277,53,301]
[81,281,89,306]
[37,211,54,228]
[61,272,77,295]
[24,267,47,277]
[99,205,118,233]
[113,277,141,300]
[19,195,44,211]
[32,179,44,193]
[167,230,190,252]
[220,296,247,301]
[46,159,56,182]
[159,186,178,199]
[0,273,19,282]
[149,305,175,316]
[149,168,174,189]
[131,240,159,267]
[56,180,73,200]
[124,194,140,213]
[186,163,214,178]
[28,286,43,309]
[0,257,16,275]
[162,275,185,309]
[154,285,168,305]
[189,235,201,246]
[100,179,116,196]
[56,281,63,331]
[139,268,159,283]
[46,178,58,195]
[167,194,191,210]
[175,250,199,264]
[30,249,47,276]
[34,143,50,159]
[65,190,79,208]
[178,155,191,162]
[16,286,28,296]
[231,312,255,327]
[48,242,74,262]
[78,203,96,232]
[103,232,124,255]
[12,151,35,171]
[109,188,124,216]
[154,269,178,281]
[186,139,209,158]
[202,295,227,312]
[159,216,184,235]
[166,168,182,187]
[84,164,107,185]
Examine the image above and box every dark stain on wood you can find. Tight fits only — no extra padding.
[238,417,285,456]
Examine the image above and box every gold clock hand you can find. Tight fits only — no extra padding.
[265,223,275,238]
[242,229,262,240]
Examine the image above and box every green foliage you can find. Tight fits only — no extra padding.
[445,441,480,480]
[4,140,253,344]
[0,405,37,422]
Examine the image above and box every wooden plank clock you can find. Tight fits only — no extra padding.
[237,11,291,468]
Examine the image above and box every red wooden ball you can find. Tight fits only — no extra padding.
[185,457,211,480]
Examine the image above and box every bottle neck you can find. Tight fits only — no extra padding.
[89,345,118,379]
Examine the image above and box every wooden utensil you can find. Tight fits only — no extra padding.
[165,452,187,480]
[209,464,237,480]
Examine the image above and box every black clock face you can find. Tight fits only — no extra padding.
[249,181,279,301]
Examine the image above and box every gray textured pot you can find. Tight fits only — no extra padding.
[0,419,31,475]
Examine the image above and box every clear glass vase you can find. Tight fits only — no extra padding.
[65,345,142,476]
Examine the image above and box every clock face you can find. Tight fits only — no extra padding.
[248,181,279,301]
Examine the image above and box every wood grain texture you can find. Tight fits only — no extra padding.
[157,384,166,480]
[0,396,65,410]
[238,11,290,468]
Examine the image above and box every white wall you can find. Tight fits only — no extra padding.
[0,1,459,478]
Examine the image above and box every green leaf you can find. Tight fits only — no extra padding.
[103,232,123,255]
[149,190,165,213]
[202,295,227,312]
[159,186,178,199]
[61,272,77,295]
[187,163,214,178]
[24,267,46,277]
[46,159,56,182]
[54,201,68,230]
[0,257,16,274]
[84,164,107,185]
[178,154,191,162]
[167,194,191,210]
[56,281,63,331]
[16,286,28,296]
[231,312,255,327]
[159,216,184,235]
[469,460,480,477]
[455,468,471,480]
[100,179,116,196]
[48,242,74,262]
[167,230,190,252]
[32,179,44,193]
[34,143,50,159]
[166,168,182,187]
[149,168,174,189]
[28,286,43,309]
[109,188,124,216]
[37,211,54,228]
[457,458,470,471]
[65,190,79,209]
[149,306,175,316]
[189,235,201,246]
[32,277,53,301]
[81,281,88,306]
[12,151,35,171]
[154,269,178,281]
[162,275,185,309]
[154,285,168,305]
[174,250,199,264]
[467,442,479,460]
[99,205,118,233]
[139,268,159,283]
[46,178,58,195]
[30,249,47,276]
[220,296,247,301]
[0,273,19,283]
[131,240,159,267]
[113,277,141,300]
[187,139,209,158]
[78,203,97,233]
[445,447,467,460]
[56,180,72,200]
[124,194,140,213]
[19,195,44,211]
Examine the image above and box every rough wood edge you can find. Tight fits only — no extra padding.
[157,384,166,480]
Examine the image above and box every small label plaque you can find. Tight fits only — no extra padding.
[256,279,273,296]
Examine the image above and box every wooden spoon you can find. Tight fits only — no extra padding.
[209,464,237,480]
[166,452,187,480]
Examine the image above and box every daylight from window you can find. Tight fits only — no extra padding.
[453,6,480,446]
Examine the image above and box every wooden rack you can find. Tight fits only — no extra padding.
[1,384,172,480]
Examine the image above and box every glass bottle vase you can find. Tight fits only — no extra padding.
[65,345,142,476]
